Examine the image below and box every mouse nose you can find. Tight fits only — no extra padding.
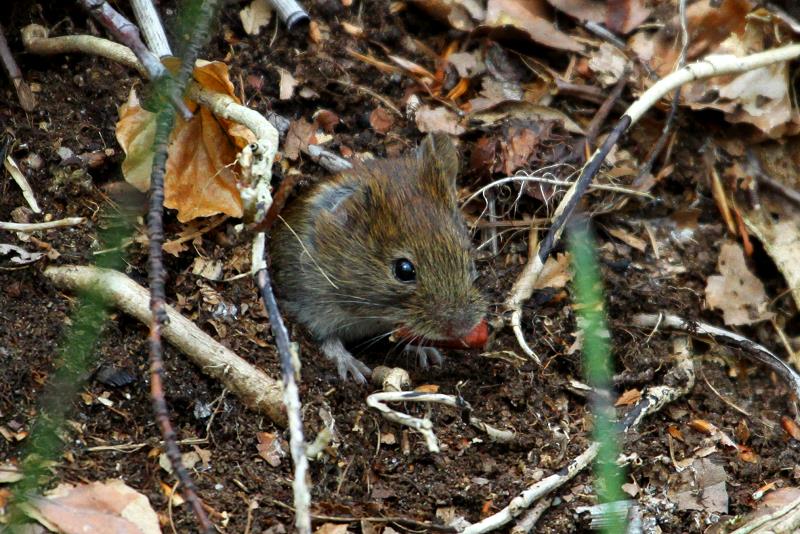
[443,311,485,339]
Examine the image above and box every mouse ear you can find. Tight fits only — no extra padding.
[417,133,459,202]
[311,180,360,226]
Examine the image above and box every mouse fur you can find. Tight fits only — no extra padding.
[269,134,486,382]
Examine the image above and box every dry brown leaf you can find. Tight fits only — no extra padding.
[628,0,754,77]
[534,252,571,289]
[415,105,465,135]
[256,431,285,467]
[278,67,299,100]
[239,0,273,35]
[781,416,800,441]
[314,109,341,133]
[448,51,484,78]
[482,0,583,53]
[165,106,244,221]
[737,444,758,463]
[313,523,350,534]
[614,388,641,407]
[627,1,797,136]
[667,424,684,442]
[547,0,650,34]
[25,480,161,534]
[369,107,395,134]
[607,227,647,252]
[545,0,604,23]
[499,126,540,175]
[604,0,650,34]
[284,118,317,160]
[668,458,728,513]
[116,61,253,222]
[587,43,628,87]
[705,241,773,326]
[116,89,158,193]
[467,101,584,134]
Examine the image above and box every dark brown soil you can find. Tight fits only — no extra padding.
[2,1,800,533]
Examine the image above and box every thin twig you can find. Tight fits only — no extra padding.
[0,23,35,111]
[632,313,800,399]
[143,1,223,531]
[582,68,630,150]
[633,0,689,186]
[130,0,172,57]
[79,0,190,119]
[256,240,312,534]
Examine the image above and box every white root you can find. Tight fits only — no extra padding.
[367,391,516,453]
[0,217,85,232]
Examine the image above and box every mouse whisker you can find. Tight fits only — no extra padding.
[277,215,341,289]
[354,327,401,352]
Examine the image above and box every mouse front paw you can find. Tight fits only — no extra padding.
[404,345,444,370]
[321,337,372,384]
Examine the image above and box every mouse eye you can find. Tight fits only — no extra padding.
[393,258,416,283]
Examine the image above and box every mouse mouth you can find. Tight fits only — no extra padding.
[393,319,489,349]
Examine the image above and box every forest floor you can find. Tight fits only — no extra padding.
[2,0,800,532]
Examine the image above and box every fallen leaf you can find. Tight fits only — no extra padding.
[313,523,350,534]
[781,416,800,441]
[668,458,728,513]
[481,0,583,53]
[192,257,224,280]
[545,0,604,24]
[415,105,465,135]
[705,241,774,325]
[587,43,628,87]
[607,227,647,252]
[534,252,572,289]
[116,61,253,222]
[605,0,650,34]
[369,107,395,134]
[614,388,641,407]
[743,212,800,313]
[448,51,484,78]
[283,118,317,160]
[667,424,684,442]
[468,101,584,134]
[239,0,273,35]
[24,480,161,534]
[499,126,539,174]
[314,109,341,133]
[256,432,286,467]
[278,67,299,100]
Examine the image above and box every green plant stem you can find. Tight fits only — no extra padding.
[570,223,625,534]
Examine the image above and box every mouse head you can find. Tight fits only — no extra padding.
[309,134,487,343]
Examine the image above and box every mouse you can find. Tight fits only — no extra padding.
[268,133,487,383]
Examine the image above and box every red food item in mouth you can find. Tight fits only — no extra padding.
[395,319,489,349]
